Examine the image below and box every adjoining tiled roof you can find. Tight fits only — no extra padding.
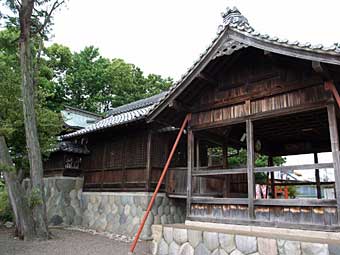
[105,91,167,116]
[61,93,165,138]
[147,7,340,120]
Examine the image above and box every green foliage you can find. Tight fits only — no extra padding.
[0,163,15,173]
[209,147,286,183]
[0,180,13,222]
[0,29,62,173]
[28,187,43,209]
[42,45,173,113]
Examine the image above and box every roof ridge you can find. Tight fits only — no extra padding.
[105,91,167,117]
[218,7,340,54]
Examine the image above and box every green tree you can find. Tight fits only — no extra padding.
[1,0,65,240]
[43,45,172,113]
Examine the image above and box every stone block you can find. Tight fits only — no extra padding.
[158,239,169,255]
[158,205,164,216]
[329,244,340,255]
[179,242,194,255]
[50,215,63,225]
[152,225,163,243]
[152,240,159,255]
[257,238,277,255]
[173,228,188,245]
[277,240,301,255]
[69,189,77,200]
[56,179,75,193]
[235,235,257,254]
[188,229,202,248]
[161,214,168,224]
[231,250,244,255]
[219,233,235,253]
[301,242,328,255]
[169,241,180,255]
[73,215,82,226]
[124,204,131,216]
[164,227,174,244]
[194,243,211,255]
[154,215,161,224]
[131,204,137,217]
[164,205,170,215]
[203,232,219,251]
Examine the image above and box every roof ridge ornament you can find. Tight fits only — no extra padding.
[222,7,250,27]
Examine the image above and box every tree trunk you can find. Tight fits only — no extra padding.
[19,0,49,239]
[0,136,35,240]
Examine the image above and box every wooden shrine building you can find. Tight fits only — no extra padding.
[47,7,340,231]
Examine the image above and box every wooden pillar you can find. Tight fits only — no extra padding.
[101,142,108,190]
[268,156,275,198]
[246,119,255,219]
[122,137,127,190]
[187,129,194,217]
[145,131,152,192]
[223,144,230,197]
[196,139,202,194]
[314,153,322,199]
[327,103,340,222]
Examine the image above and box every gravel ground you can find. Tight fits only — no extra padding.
[0,227,151,255]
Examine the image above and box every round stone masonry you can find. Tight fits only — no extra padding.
[151,225,334,255]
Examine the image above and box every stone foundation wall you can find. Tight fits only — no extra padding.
[81,192,186,239]
[23,177,84,226]
[24,177,186,240]
[152,224,339,255]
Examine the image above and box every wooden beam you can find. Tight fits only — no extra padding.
[327,103,340,223]
[145,131,152,191]
[191,197,248,205]
[255,163,333,173]
[187,215,340,232]
[247,119,255,219]
[254,198,336,207]
[191,197,336,207]
[192,168,247,176]
[314,153,322,199]
[187,129,194,217]
[192,163,333,177]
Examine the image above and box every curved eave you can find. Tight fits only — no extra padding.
[228,29,340,66]
[147,25,340,123]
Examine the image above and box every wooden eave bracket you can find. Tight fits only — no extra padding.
[324,80,340,108]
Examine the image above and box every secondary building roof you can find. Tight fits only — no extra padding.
[62,92,167,139]
[61,106,102,130]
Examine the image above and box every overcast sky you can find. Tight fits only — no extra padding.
[50,1,338,169]
[51,0,340,80]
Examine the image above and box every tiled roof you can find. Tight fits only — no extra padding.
[62,95,162,138]
[146,7,340,120]
[105,92,167,116]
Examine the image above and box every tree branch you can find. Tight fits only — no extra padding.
[31,0,65,37]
